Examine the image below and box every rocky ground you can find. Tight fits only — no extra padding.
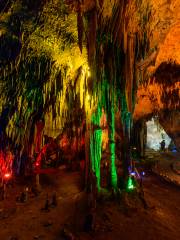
[0,166,179,240]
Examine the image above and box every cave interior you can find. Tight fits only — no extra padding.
[0,1,180,240]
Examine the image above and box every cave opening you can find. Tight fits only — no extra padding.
[146,118,172,151]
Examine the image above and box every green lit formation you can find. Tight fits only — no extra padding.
[89,82,134,192]
[90,104,102,191]
[109,93,117,189]
[127,177,135,190]
[90,129,102,191]
[90,78,118,190]
[109,141,117,188]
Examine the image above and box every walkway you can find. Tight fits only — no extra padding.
[145,150,180,186]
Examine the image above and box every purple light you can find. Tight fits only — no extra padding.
[130,171,136,176]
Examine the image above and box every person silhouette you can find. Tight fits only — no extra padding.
[160,140,165,152]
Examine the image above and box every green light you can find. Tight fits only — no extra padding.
[110,142,117,188]
[127,177,134,190]
[90,105,102,191]
[90,129,102,191]
[109,103,117,189]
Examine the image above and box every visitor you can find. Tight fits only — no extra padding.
[160,139,165,152]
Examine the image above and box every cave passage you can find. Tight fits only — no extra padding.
[146,118,172,151]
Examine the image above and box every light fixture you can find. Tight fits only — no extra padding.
[4,173,11,179]
[127,177,134,190]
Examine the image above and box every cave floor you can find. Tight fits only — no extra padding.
[146,150,180,186]
[0,169,179,240]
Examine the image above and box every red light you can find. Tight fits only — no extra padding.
[4,173,11,179]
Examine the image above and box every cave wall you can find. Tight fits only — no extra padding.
[133,1,180,150]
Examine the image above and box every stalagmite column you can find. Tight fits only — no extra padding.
[90,105,102,191]
[90,127,102,191]
[108,101,117,189]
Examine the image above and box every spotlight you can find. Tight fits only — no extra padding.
[141,171,145,176]
[127,177,135,190]
[4,173,11,179]
[130,171,136,176]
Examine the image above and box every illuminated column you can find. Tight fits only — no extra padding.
[90,105,102,191]
[109,102,117,189]
[90,128,102,191]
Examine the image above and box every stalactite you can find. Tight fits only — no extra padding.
[77,1,84,53]
[125,35,135,113]
[86,7,97,69]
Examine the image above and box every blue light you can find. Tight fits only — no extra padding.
[141,171,145,176]
[130,171,136,176]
